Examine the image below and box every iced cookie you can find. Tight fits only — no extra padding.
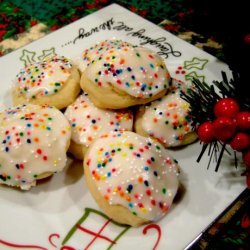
[0,104,71,190]
[12,55,81,109]
[64,92,133,159]
[80,41,170,109]
[135,79,197,147]
[84,131,179,226]
[76,40,134,72]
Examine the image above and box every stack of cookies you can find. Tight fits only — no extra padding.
[0,40,197,227]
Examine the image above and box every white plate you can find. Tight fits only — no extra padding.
[0,4,245,250]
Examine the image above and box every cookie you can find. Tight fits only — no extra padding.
[76,39,134,72]
[84,131,180,226]
[135,79,197,147]
[12,55,81,109]
[64,92,133,159]
[0,104,71,190]
[80,41,170,109]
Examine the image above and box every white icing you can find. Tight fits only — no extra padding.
[14,56,72,98]
[86,131,179,221]
[0,104,71,190]
[84,43,170,98]
[141,79,194,147]
[77,40,134,72]
[64,93,133,146]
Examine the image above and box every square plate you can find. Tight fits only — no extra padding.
[0,4,245,250]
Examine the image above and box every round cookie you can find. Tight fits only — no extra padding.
[0,104,71,190]
[76,40,134,72]
[80,41,170,109]
[84,131,180,226]
[12,55,81,109]
[135,79,197,148]
[64,92,133,160]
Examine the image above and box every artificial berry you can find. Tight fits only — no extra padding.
[236,111,250,131]
[214,98,240,118]
[243,148,250,168]
[197,121,215,143]
[229,132,250,151]
[213,117,237,142]
[244,33,250,44]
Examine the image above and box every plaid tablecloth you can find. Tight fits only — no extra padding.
[0,0,249,249]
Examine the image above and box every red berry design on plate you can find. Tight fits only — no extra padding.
[213,117,236,142]
[229,132,250,151]
[197,121,215,143]
[214,98,240,118]
[236,111,250,131]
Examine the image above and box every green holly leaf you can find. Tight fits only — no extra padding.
[38,47,56,61]
[184,57,209,70]
[185,71,205,82]
[20,49,36,67]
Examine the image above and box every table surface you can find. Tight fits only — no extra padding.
[0,1,249,249]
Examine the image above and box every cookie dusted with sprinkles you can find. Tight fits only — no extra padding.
[0,104,71,190]
[76,39,134,72]
[84,131,179,226]
[12,55,81,109]
[80,41,170,109]
[135,79,198,147]
[64,92,133,159]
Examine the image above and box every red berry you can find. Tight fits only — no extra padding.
[197,121,215,143]
[30,20,37,27]
[243,148,250,168]
[229,132,250,151]
[236,111,250,131]
[213,117,237,142]
[214,98,240,118]
[244,33,250,44]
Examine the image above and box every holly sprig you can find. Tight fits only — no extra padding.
[182,72,249,126]
[181,72,250,186]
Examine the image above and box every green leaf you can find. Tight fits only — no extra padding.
[19,49,36,66]
[37,47,56,61]
[185,71,205,82]
[184,57,209,70]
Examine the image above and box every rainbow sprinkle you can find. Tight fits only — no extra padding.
[0,104,71,190]
[84,41,170,99]
[86,131,179,221]
[140,79,194,147]
[14,56,72,99]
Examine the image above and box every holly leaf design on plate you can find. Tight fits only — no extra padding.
[185,71,205,82]
[38,47,56,61]
[20,49,36,67]
[184,57,209,70]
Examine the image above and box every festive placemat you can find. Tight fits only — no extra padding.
[0,0,223,58]
[187,189,250,250]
